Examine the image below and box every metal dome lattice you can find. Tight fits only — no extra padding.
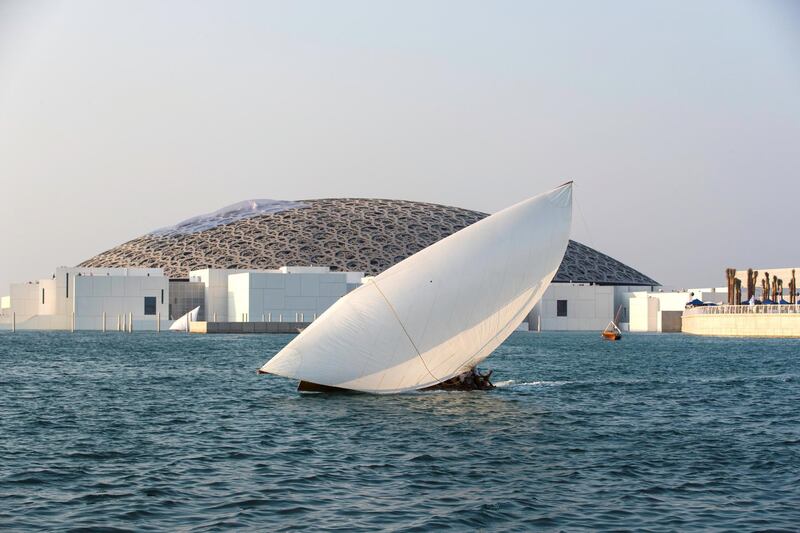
[79,198,658,286]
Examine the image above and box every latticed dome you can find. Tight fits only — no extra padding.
[79,198,658,286]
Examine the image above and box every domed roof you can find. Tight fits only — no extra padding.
[79,198,658,286]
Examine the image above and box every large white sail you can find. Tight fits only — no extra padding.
[260,182,573,393]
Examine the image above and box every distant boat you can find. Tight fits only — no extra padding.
[169,306,200,332]
[602,306,623,340]
[258,182,573,393]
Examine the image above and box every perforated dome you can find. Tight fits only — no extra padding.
[79,198,658,286]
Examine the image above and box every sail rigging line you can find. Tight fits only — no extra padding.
[369,279,441,385]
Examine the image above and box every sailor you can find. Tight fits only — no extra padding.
[464,371,476,389]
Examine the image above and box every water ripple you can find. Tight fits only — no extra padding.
[1,331,799,530]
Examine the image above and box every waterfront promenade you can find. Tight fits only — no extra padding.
[683,305,800,337]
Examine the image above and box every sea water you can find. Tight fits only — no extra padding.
[1,331,799,531]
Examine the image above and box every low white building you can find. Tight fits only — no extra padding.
[190,266,364,323]
[0,267,170,331]
[1,265,366,331]
[227,267,352,323]
[623,288,728,332]
[524,283,657,332]
[7,263,700,334]
[528,283,614,331]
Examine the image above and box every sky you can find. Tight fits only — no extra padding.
[1,0,798,291]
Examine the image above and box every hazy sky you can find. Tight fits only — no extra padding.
[1,0,798,291]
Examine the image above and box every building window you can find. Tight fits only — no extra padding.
[161,289,164,304]
[144,296,157,315]
[556,299,568,317]
[66,273,69,298]
[42,289,45,305]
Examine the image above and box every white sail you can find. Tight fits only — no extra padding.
[169,306,200,331]
[260,182,573,393]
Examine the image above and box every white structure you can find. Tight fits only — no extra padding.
[191,266,363,323]
[528,283,614,331]
[522,284,732,334]
[228,268,348,323]
[683,304,800,337]
[623,288,728,332]
[524,283,657,332]
[0,267,169,331]
[1,265,365,331]
[190,268,245,323]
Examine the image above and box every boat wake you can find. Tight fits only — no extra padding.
[494,380,570,388]
[494,374,798,389]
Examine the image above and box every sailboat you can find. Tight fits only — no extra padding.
[169,306,199,332]
[602,305,623,340]
[258,182,573,393]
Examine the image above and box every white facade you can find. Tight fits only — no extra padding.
[525,284,732,334]
[0,267,169,331]
[529,283,615,331]
[72,271,169,330]
[7,263,701,335]
[1,265,364,331]
[191,268,246,323]
[8,282,39,319]
[623,288,728,332]
[228,269,348,323]
[523,283,658,331]
[192,266,364,323]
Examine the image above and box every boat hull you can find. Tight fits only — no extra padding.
[297,381,357,393]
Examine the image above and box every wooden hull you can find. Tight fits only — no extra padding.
[297,381,357,393]
[602,331,621,340]
[298,368,496,393]
[421,369,495,391]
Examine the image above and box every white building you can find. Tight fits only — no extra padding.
[0,267,170,331]
[184,266,364,323]
[622,288,727,333]
[226,267,359,323]
[9,262,705,334]
[0,265,366,331]
[528,283,614,331]
[524,283,660,332]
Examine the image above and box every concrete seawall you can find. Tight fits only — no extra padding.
[682,313,800,338]
[189,321,307,334]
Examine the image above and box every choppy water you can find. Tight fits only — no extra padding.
[1,331,799,531]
